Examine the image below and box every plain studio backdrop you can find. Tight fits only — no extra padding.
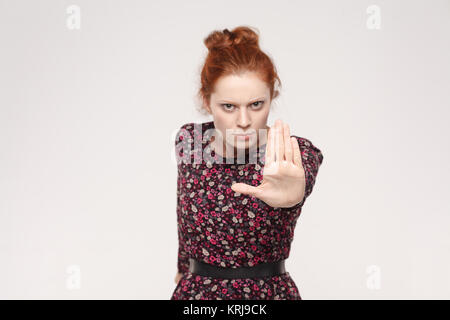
[0,0,449,299]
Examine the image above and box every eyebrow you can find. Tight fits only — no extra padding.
[217,97,266,104]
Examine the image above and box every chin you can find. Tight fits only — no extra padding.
[228,140,254,150]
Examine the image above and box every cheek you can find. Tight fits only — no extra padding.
[215,119,234,136]
[257,110,270,123]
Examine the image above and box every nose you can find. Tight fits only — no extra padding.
[237,107,251,129]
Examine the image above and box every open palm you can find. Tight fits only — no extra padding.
[230,119,306,208]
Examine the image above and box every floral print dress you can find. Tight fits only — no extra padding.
[170,121,324,300]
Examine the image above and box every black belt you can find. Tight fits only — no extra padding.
[189,258,286,279]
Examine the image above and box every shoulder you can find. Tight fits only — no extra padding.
[175,121,214,142]
[174,121,215,165]
[175,122,195,139]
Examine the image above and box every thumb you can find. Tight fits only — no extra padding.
[231,182,260,197]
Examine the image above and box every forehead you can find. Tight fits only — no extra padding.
[212,72,270,102]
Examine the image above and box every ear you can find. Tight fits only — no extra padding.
[203,97,212,114]
[272,90,279,100]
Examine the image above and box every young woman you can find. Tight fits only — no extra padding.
[170,26,324,300]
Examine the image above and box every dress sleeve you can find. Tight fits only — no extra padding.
[175,124,193,274]
[288,136,324,209]
[176,165,190,274]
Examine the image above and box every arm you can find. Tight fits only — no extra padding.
[174,124,193,278]
[176,164,190,275]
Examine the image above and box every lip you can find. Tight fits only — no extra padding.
[234,134,252,140]
[234,133,254,136]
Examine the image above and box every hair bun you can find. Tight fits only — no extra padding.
[204,26,260,51]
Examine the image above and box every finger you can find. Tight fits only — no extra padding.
[265,125,275,166]
[291,137,303,168]
[283,123,293,163]
[231,182,261,197]
[275,119,284,162]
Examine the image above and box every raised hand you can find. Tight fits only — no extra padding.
[230,119,306,208]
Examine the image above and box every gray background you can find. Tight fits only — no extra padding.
[1,0,449,299]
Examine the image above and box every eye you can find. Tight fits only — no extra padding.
[251,101,264,109]
[221,104,235,111]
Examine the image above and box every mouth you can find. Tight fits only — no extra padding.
[234,134,253,141]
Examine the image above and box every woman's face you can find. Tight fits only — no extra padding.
[204,71,271,156]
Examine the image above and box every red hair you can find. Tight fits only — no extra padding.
[197,26,282,114]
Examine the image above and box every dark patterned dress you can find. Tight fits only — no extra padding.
[170,121,324,300]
